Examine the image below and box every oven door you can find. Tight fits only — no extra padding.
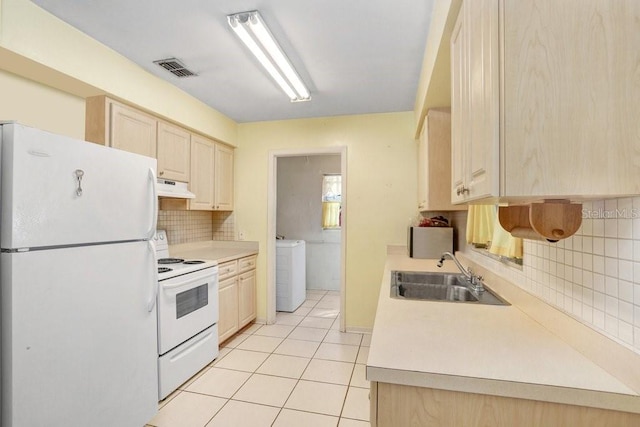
[157,267,218,355]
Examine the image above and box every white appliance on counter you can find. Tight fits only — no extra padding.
[0,123,159,427]
[276,239,306,312]
[153,230,219,400]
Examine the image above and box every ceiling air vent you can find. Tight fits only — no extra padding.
[153,58,197,77]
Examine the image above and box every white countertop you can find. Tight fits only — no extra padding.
[169,240,258,264]
[367,250,640,413]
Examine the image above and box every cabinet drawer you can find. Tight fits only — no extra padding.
[238,255,257,273]
[218,276,237,290]
[218,260,238,281]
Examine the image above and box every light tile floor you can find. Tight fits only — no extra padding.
[147,290,370,427]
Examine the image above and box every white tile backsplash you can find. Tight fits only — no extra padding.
[463,197,640,354]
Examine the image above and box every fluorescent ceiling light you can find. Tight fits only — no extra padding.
[228,11,310,102]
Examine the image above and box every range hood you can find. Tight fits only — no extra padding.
[156,178,195,199]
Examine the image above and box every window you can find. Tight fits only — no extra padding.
[322,174,341,229]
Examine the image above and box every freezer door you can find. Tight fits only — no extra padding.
[0,123,157,249]
[0,242,158,427]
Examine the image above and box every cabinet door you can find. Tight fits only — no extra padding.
[157,121,190,182]
[502,0,640,197]
[465,0,499,201]
[420,110,466,211]
[218,277,239,344]
[238,270,256,329]
[214,143,234,211]
[189,135,215,210]
[450,4,467,204]
[109,102,157,158]
[417,123,429,210]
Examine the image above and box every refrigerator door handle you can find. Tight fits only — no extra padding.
[147,240,159,312]
[148,168,158,240]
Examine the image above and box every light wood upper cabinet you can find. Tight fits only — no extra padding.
[451,0,640,203]
[451,0,499,204]
[418,109,466,211]
[86,97,157,158]
[189,134,216,210]
[189,135,234,211]
[157,121,190,182]
[214,143,234,211]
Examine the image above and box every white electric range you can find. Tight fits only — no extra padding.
[153,230,219,400]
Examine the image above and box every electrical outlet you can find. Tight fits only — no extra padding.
[238,231,245,241]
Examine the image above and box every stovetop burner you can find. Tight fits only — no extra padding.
[158,258,185,265]
[183,260,205,265]
[158,267,172,274]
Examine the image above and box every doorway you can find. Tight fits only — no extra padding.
[266,147,347,331]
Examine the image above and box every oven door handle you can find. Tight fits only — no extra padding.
[147,240,159,312]
[161,278,213,291]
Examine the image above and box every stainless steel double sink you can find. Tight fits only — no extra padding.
[390,271,509,306]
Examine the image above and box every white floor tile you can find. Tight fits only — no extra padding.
[240,323,263,334]
[158,388,181,409]
[275,338,321,358]
[232,373,297,407]
[301,358,354,385]
[349,364,369,389]
[355,346,369,364]
[314,299,341,310]
[213,349,270,373]
[289,326,329,342]
[323,330,363,346]
[341,387,370,421]
[185,367,250,398]
[253,324,296,338]
[256,353,310,379]
[209,346,232,366]
[293,306,312,316]
[149,391,226,427]
[301,299,319,308]
[305,291,326,301]
[360,334,372,347]
[273,409,339,427]
[221,333,250,349]
[236,335,284,353]
[205,400,279,427]
[314,342,359,363]
[178,366,210,391]
[308,307,340,319]
[338,418,370,427]
[275,313,305,326]
[285,380,347,416]
[299,316,334,329]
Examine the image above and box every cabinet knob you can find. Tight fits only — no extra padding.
[456,186,470,196]
[159,171,164,176]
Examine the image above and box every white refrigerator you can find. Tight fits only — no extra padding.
[0,123,159,426]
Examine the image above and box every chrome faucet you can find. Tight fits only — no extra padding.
[437,252,484,292]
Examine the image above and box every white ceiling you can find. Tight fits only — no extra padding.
[31,0,434,123]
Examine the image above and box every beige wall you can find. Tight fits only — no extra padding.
[0,0,237,145]
[0,69,85,138]
[236,112,417,329]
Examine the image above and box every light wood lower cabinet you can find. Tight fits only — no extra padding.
[217,276,239,343]
[371,382,640,427]
[238,270,256,328]
[217,255,257,344]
